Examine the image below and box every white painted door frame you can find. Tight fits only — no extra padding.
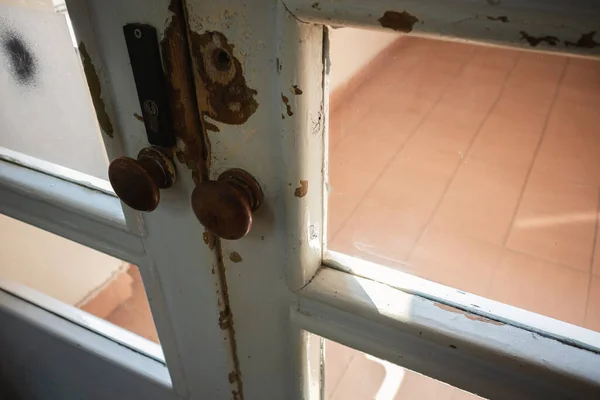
[1,0,600,399]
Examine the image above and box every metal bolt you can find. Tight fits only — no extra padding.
[143,100,159,116]
[134,28,142,39]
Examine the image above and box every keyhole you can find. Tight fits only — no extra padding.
[213,49,232,72]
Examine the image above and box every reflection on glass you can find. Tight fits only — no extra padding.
[325,339,484,399]
[327,28,600,330]
[0,214,159,344]
[0,1,108,180]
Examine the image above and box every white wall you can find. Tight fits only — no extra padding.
[329,27,399,94]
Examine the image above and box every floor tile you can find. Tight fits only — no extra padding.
[105,268,159,343]
[450,388,486,400]
[506,174,598,271]
[328,132,399,239]
[329,353,387,400]
[429,158,526,245]
[407,226,504,296]
[468,45,521,70]
[325,340,356,399]
[558,58,600,107]
[467,114,542,171]
[394,369,455,399]
[328,34,600,338]
[584,276,600,331]
[351,95,433,148]
[594,217,600,276]
[330,153,452,265]
[488,251,589,325]
[531,101,600,186]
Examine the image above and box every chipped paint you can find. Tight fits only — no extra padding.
[281,93,293,116]
[486,15,509,23]
[229,251,243,263]
[434,303,505,326]
[188,30,258,125]
[294,180,308,197]
[133,112,144,122]
[219,305,232,330]
[203,230,217,249]
[228,371,238,384]
[519,31,559,47]
[79,42,114,138]
[378,11,419,33]
[565,31,599,48]
[291,85,303,95]
[161,2,209,185]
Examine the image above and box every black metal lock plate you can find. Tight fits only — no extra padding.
[123,23,175,147]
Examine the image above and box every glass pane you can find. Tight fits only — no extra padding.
[325,339,484,399]
[0,1,108,180]
[0,214,159,346]
[328,28,600,330]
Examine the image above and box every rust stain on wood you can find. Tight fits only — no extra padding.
[434,303,505,326]
[161,0,210,185]
[164,3,252,397]
[189,30,258,125]
[294,180,308,198]
[565,31,599,48]
[378,11,419,33]
[519,31,559,47]
[291,85,303,95]
[219,305,232,330]
[79,42,114,138]
[202,230,217,249]
[281,93,293,117]
[229,251,243,263]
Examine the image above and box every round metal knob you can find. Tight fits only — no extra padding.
[108,146,176,212]
[191,168,263,240]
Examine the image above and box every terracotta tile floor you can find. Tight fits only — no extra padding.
[328,36,600,334]
[103,266,160,343]
[80,265,160,344]
[326,340,483,400]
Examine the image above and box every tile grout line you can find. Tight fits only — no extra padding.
[500,58,570,247]
[327,351,356,400]
[329,40,431,154]
[405,51,523,264]
[583,186,600,323]
[328,46,477,245]
[485,59,569,299]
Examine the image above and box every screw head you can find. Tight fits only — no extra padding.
[134,28,142,39]
[143,100,159,116]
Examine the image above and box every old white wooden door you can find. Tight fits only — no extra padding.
[2,0,600,399]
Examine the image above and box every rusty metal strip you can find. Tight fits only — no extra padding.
[161,1,244,398]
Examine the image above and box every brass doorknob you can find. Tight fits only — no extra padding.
[191,169,263,240]
[108,146,176,212]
